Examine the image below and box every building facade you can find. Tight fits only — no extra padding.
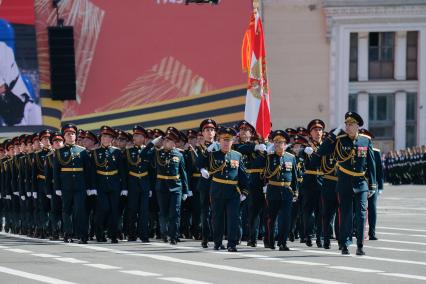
[264,0,426,152]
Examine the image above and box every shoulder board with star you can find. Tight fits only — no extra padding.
[336,134,347,139]
[73,145,86,151]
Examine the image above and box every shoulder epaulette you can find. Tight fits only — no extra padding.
[285,152,295,158]
[359,134,371,139]
[336,134,347,139]
[231,150,242,156]
[74,145,86,150]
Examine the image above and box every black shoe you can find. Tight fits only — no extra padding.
[111,239,118,244]
[356,247,365,256]
[214,244,225,250]
[64,238,73,243]
[247,241,257,247]
[369,236,378,241]
[127,237,137,242]
[270,245,276,250]
[141,239,150,243]
[170,239,177,245]
[289,233,295,242]
[96,237,107,243]
[316,241,323,248]
[279,244,290,251]
[342,247,350,255]
[162,236,168,243]
[227,247,237,252]
[201,241,208,248]
[306,239,313,247]
[300,238,306,243]
[338,244,342,250]
[324,243,330,249]
[78,239,88,244]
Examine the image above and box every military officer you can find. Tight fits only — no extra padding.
[263,130,298,251]
[315,112,377,255]
[196,118,220,248]
[301,119,325,248]
[53,124,91,243]
[198,127,248,252]
[359,128,383,241]
[145,127,189,244]
[45,132,64,240]
[125,125,154,242]
[32,130,52,239]
[90,126,127,243]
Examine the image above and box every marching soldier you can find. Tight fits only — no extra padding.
[45,132,64,240]
[125,125,154,242]
[198,127,248,252]
[314,112,376,255]
[359,128,383,241]
[196,119,220,248]
[146,127,189,244]
[319,130,339,249]
[263,130,298,251]
[32,130,52,239]
[1,140,14,233]
[301,119,325,248]
[91,126,127,243]
[53,124,91,243]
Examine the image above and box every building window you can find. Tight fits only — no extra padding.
[349,93,357,112]
[368,32,394,80]
[349,33,358,81]
[406,93,417,147]
[368,93,394,139]
[406,31,418,80]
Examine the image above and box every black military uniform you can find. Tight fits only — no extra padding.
[53,124,91,243]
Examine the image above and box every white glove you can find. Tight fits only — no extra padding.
[86,190,91,196]
[378,189,383,196]
[13,192,19,196]
[46,194,52,199]
[254,144,267,152]
[187,190,193,197]
[267,144,275,154]
[32,192,38,199]
[55,190,62,196]
[149,191,152,198]
[6,195,11,200]
[26,192,32,197]
[207,142,219,152]
[263,186,267,194]
[91,189,98,196]
[200,168,210,179]
[240,194,247,202]
[333,124,345,136]
[120,190,128,196]
[182,194,188,201]
[151,136,163,146]
[21,195,26,201]
[304,147,314,155]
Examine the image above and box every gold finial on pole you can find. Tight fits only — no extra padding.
[253,0,260,9]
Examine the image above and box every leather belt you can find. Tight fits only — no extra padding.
[337,164,365,177]
[37,174,46,180]
[212,177,238,185]
[157,174,180,180]
[129,171,148,178]
[61,168,83,172]
[304,170,323,175]
[268,181,291,187]
[246,168,264,174]
[96,170,118,176]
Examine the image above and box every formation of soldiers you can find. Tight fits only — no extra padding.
[0,111,383,255]
[384,146,426,185]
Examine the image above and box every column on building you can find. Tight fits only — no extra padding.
[394,91,407,150]
[418,28,426,146]
[394,31,407,80]
[357,32,369,81]
[357,91,369,129]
